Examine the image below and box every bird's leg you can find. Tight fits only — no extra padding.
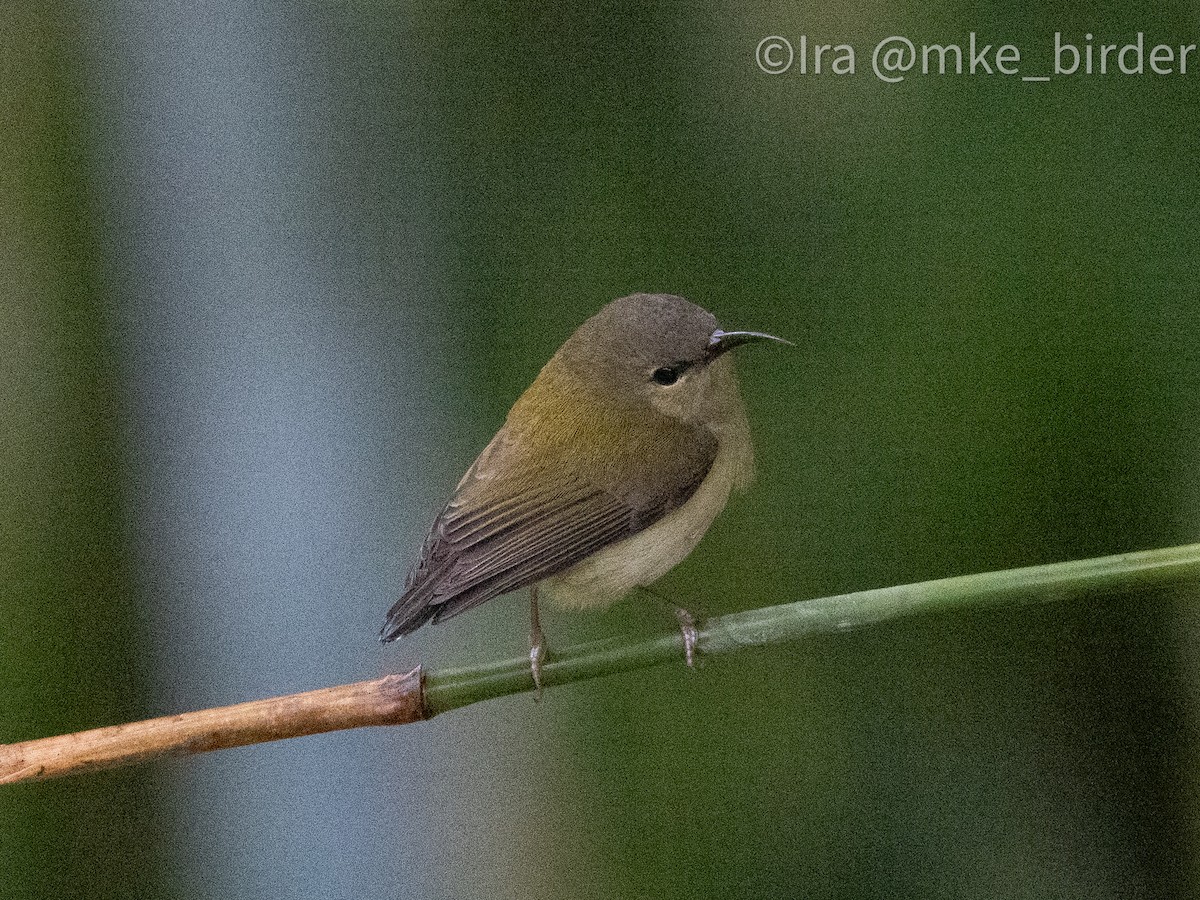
[529,584,546,699]
[637,585,703,669]
[675,606,699,669]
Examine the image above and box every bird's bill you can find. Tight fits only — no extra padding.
[707,329,793,358]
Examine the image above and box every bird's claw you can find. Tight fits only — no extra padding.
[530,631,547,701]
[675,607,699,668]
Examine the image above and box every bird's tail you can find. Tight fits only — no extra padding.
[378,595,437,643]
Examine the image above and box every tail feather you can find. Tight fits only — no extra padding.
[379,597,438,643]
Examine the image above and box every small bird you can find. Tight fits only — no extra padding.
[380,292,788,690]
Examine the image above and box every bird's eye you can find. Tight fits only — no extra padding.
[651,366,680,386]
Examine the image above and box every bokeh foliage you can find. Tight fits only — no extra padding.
[1,6,166,899]
[2,2,1198,898]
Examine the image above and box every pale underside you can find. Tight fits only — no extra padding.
[540,430,753,608]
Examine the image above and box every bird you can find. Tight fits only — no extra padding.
[380,292,788,692]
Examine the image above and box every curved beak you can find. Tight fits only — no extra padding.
[706,328,793,360]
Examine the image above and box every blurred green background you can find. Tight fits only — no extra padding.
[3,2,1199,898]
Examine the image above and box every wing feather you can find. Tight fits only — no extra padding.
[381,428,716,641]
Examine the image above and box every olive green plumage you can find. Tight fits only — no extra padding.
[381,293,785,642]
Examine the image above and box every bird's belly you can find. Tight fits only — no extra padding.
[540,438,751,609]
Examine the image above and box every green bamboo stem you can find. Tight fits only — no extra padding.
[3,543,1199,784]
[425,542,1200,713]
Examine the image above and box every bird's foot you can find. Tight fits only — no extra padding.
[675,607,699,668]
[530,626,547,701]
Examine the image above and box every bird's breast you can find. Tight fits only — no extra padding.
[540,421,754,609]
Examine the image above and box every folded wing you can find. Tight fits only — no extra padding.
[381,429,715,640]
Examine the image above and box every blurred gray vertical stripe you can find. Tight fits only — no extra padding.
[79,2,457,897]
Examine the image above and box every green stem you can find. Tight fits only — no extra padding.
[424,542,1200,715]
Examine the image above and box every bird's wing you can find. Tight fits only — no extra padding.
[381,428,717,640]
